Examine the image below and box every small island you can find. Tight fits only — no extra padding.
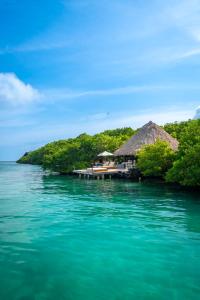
[17,119,200,188]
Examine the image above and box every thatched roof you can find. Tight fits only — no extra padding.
[114,121,179,156]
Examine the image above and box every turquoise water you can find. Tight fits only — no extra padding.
[0,162,200,300]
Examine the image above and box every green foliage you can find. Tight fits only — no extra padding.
[102,127,135,137]
[137,141,176,177]
[163,120,192,140]
[176,119,200,152]
[166,145,200,187]
[166,120,200,187]
[137,120,200,186]
[17,127,135,173]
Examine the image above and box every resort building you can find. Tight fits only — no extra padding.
[74,121,179,179]
[114,121,179,157]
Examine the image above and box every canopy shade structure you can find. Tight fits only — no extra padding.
[114,121,179,156]
[97,151,114,157]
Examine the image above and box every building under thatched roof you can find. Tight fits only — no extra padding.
[114,121,179,156]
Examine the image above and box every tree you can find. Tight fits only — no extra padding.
[164,121,190,140]
[137,140,176,178]
[166,119,200,187]
[166,144,200,187]
[177,119,200,153]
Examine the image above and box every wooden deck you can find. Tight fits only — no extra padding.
[73,168,129,179]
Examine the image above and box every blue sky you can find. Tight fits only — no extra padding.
[1,0,200,160]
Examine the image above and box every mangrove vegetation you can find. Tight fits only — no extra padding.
[17,119,200,187]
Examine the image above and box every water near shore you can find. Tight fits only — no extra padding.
[0,162,200,300]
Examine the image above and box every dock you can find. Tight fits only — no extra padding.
[73,168,129,179]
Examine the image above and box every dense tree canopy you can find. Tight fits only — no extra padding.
[137,141,175,178]
[166,145,200,187]
[17,127,135,173]
[165,120,200,187]
[163,121,192,140]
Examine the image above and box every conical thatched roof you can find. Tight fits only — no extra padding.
[114,121,179,156]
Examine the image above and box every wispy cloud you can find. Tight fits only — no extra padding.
[166,0,200,42]
[0,41,71,55]
[141,46,200,66]
[44,83,200,101]
[0,0,199,72]
[0,73,42,105]
[177,48,200,59]
[1,107,194,148]
[44,85,182,101]
[100,109,194,130]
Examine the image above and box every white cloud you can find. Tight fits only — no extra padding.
[0,73,41,105]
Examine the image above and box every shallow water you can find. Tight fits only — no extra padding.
[0,162,200,300]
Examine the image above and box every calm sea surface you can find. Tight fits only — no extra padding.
[0,162,200,300]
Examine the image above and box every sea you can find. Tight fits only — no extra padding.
[0,162,200,300]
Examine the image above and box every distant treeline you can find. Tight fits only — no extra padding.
[17,120,200,187]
